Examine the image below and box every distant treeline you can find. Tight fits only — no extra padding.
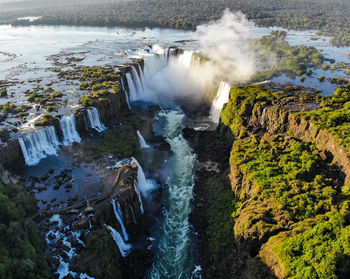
[2,0,350,46]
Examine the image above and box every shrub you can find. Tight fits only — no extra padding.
[0,87,7,97]
[27,92,38,102]
[319,75,326,81]
[80,96,94,107]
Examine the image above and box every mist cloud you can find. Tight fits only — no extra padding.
[194,9,257,85]
[142,9,257,103]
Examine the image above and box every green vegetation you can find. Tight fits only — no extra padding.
[1,103,16,114]
[252,31,323,80]
[45,105,55,112]
[41,114,54,126]
[0,87,7,97]
[26,88,64,111]
[79,125,140,161]
[0,182,52,278]
[73,228,122,278]
[301,86,350,152]
[51,91,63,99]
[273,211,350,279]
[231,135,340,221]
[79,96,94,107]
[219,84,350,278]
[329,77,350,86]
[27,92,36,102]
[221,85,294,136]
[206,173,237,278]
[59,66,121,107]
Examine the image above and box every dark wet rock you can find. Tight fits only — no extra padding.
[47,231,57,241]
[75,216,90,231]
[121,249,154,279]
[0,139,25,173]
[51,257,61,270]
[63,273,74,279]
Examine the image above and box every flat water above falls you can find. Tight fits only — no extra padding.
[150,109,197,279]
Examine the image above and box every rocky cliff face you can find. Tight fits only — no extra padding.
[0,139,24,172]
[210,84,350,279]
[241,99,350,187]
[288,114,350,185]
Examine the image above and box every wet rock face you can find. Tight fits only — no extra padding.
[0,139,24,172]
[242,102,350,186]
[75,108,90,137]
[289,114,350,185]
[93,164,142,230]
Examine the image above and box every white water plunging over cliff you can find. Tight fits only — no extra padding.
[131,157,155,197]
[130,205,138,224]
[209,81,231,124]
[105,225,132,257]
[87,107,106,132]
[150,109,197,279]
[121,78,131,109]
[60,115,81,146]
[143,52,168,79]
[260,107,267,126]
[137,64,147,92]
[137,130,150,149]
[19,126,60,166]
[126,72,138,102]
[177,50,194,68]
[112,199,129,241]
[134,179,145,214]
[131,66,144,97]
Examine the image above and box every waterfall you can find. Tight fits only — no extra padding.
[150,109,197,278]
[177,50,194,68]
[105,225,131,257]
[209,81,231,124]
[137,130,150,149]
[167,48,177,61]
[59,114,81,146]
[129,205,137,224]
[19,126,60,166]
[111,199,129,241]
[137,64,147,92]
[143,54,167,78]
[131,157,154,197]
[87,107,106,132]
[125,72,138,102]
[121,78,131,110]
[134,181,144,214]
[260,108,267,126]
[123,46,171,103]
[131,66,144,98]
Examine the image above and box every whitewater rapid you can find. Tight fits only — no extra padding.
[150,109,197,279]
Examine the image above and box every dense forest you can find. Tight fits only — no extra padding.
[214,85,350,278]
[0,181,52,278]
[1,0,350,46]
